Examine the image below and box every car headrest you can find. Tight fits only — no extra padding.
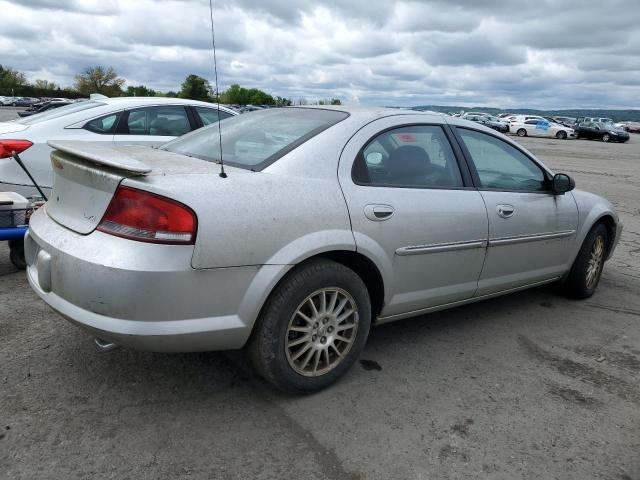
[387,145,431,179]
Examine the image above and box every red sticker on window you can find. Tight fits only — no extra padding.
[396,134,416,142]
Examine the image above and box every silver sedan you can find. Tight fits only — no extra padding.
[25,107,622,392]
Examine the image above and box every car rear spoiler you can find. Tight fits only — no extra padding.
[47,140,152,175]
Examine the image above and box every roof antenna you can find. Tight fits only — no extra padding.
[208,0,226,178]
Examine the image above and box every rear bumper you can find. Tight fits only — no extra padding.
[25,207,260,352]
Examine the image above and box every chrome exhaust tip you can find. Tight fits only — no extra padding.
[94,337,119,352]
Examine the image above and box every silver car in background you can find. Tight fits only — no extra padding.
[26,107,622,392]
[0,97,237,198]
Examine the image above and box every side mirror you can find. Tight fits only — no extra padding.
[552,173,575,195]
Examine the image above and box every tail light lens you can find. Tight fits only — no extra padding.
[0,140,33,159]
[97,186,197,244]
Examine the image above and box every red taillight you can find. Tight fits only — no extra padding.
[0,140,33,159]
[97,186,197,244]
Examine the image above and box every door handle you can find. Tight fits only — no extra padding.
[364,204,395,221]
[496,204,515,218]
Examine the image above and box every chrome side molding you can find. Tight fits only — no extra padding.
[396,239,487,256]
[489,230,575,246]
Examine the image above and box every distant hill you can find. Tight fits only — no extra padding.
[409,105,640,122]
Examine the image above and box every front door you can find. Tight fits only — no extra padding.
[453,127,579,295]
[338,117,489,317]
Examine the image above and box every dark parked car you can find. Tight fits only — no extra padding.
[551,116,576,128]
[17,100,71,117]
[12,97,39,107]
[575,122,630,143]
[463,114,509,133]
[618,121,640,133]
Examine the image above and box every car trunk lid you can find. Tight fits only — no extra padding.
[45,140,219,234]
[0,122,29,135]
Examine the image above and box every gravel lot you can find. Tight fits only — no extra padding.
[1,107,638,479]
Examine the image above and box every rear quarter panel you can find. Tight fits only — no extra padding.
[124,170,355,269]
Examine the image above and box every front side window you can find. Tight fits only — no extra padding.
[195,106,232,126]
[352,125,464,188]
[84,113,119,134]
[457,128,548,192]
[119,106,191,136]
[162,108,349,171]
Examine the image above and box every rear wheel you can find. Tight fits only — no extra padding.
[602,133,611,142]
[556,130,567,139]
[248,259,371,393]
[517,128,527,137]
[563,223,608,299]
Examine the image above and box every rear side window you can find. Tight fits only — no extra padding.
[352,125,464,188]
[162,108,349,171]
[118,106,191,136]
[457,128,547,191]
[195,106,232,126]
[84,113,119,134]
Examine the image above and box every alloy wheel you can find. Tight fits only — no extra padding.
[586,235,605,289]
[285,287,359,377]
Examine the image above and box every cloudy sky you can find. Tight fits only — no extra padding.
[1,0,639,109]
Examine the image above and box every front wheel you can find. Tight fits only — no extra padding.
[517,128,527,137]
[563,223,608,299]
[556,131,567,139]
[248,259,371,393]
[602,133,611,142]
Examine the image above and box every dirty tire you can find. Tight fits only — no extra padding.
[8,239,26,270]
[517,128,527,137]
[563,223,608,299]
[248,258,371,393]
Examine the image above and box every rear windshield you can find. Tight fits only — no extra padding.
[161,108,349,171]
[16,100,106,125]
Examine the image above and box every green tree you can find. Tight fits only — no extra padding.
[74,66,125,97]
[0,65,27,95]
[179,75,212,101]
[124,85,156,97]
[222,84,278,105]
[33,79,58,90]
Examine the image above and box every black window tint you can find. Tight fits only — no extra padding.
[122,106,191,136]
[195,106,232,126]
[353,125,464,189]
[458,128,547,192]
[84,113,119,134]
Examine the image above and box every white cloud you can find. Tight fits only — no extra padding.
[1,0,639,108]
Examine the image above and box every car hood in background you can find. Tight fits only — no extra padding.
[0,122,29,135]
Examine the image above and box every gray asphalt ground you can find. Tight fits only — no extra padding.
[1,107,638,480]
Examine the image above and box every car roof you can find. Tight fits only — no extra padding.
[290,105,448,124]
[98,96,237,111]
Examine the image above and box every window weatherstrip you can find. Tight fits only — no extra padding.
[396,239,487,256]
[488,230,575,246]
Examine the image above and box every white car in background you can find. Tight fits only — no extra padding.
[511,118,575,139]
[0,97,237,198]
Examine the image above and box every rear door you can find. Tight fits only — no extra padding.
[112,105,195,146]
[453,127,578,294]
[338,117,488,317]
